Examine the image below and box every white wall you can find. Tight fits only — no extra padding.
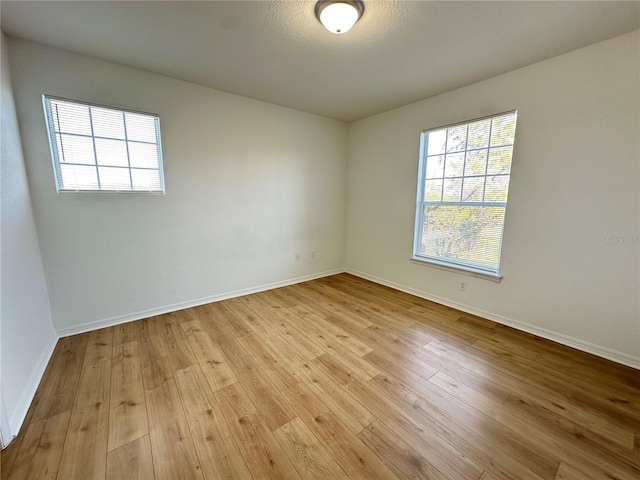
[7,38,348,334]
[346,31,640,367]
[1,32,58,443]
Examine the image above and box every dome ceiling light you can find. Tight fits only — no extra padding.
[315,1,364,35]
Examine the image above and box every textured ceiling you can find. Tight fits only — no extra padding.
[2,1,639,122]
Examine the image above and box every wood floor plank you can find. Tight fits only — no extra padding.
[180,319,237,392]
[368,372,558,480]
[31,334,89,422]
[344,375,485,480]
[112,320,141,347]
[156,313,198,372]
[237,370,297,432]
[281,382,398,480]
[480,472,501,480]
[57,361,111,480]
[141,355,173,392]
[262,334,317,382]
[214,383,301,480]
[569,390,640,432]
[301,279,416,331]
[238,333,297,391]
[289,305,373,357]
[106,435,155,480]
[286,283,373,330]
[6,411,70,480]
[228,295,285,339]
[504,386,635,451]
[312,353,358,387]
[430,366,640,480]
[146,377,203,480]
[554,462,596,480]
[275,316,380,381]
[174,365,252,480]
[83,327,114,367]
[215,334,297,432]
[214,333,257,377]
[1,431,24,479]
[357,420,449,480]
[6,273,640,480]
[214,301,254,338]
[296,360,376,434]
[195,304,235,339]
[109,340,148,451]
[273,417,349,480]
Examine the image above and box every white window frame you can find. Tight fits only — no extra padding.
[412,110,518,281]
[42,95,166,193]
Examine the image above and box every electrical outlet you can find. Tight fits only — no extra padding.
[459,282,467,291]
[295,252,301,260]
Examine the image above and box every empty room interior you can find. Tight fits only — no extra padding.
[1,1,639,479]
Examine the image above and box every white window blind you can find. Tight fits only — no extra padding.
[413,111,518,276]
[43,95,165,193]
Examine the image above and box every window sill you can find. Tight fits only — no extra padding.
[410,256,503,283]
[57,190,165,194]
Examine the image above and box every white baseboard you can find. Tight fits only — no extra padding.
[6,334,58,441]
[0,392,11,448]
[345,268,640,370]
[57,268,346,337]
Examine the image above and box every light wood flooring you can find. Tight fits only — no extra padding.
[2,273,639,480]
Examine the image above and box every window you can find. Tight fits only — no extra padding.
[413,110,517,277]
[43,95,165,193]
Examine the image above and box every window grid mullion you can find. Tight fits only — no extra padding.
[421,201,507,208]
[441,131,449,202]
[482,120,494,202]
[53,130,157,146]
[460,124,469,202]
[87,106,101,189]
[50,162,159,171]
[122,112,134,190]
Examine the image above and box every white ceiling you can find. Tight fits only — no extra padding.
[2,1,639,122]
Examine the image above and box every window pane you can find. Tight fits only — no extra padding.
[442,178,462,202]
[424,179,443,201]
[425,155,444,179]
[484,175,510,202]
[426,129,447,155]
[414,110,517,274]
[467,119,490,149]
[464,150,487,176]
[91,107,125,139]
[462,177,484,202]
[487,146,513,175]
[128,142,160,169]
[51,102,92,135]
[98,166,131,190]
[44,96,164,193]
[444,153,464,178]
[94,138,128,167]
[446,125,467,152]
[125,113,157,143]
[419,205,506,270]
[490,113,516,146]
[59,164,99,190]
[131,168,162,191]
[58,134,95,165]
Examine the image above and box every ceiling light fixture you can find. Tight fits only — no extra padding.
[315,1,364,35]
